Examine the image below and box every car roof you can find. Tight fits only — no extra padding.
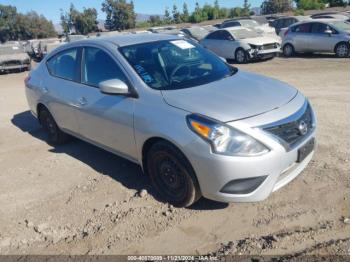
[67,33,180,47]
[290,18,344,27]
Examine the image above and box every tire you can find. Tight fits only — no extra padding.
[335,42,350,58]
[147,141,201,207]
[283,44,295,57]
[38,107,69,145]
[235,48,248,64]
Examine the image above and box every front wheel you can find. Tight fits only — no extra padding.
[147,141,201,207]
[335,42,350,58]
[235,48,248,64]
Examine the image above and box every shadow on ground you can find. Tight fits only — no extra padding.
[11,110,228,210]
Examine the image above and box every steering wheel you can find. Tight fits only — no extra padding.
[169,64,192,85]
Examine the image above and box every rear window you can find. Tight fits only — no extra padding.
[292,23,311,33]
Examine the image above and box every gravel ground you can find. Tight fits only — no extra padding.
[0,55,349,256]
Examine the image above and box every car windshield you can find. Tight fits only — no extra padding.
[239,20,259,27]
[0,45,23,54]
[229,28,259,39]
[329,21,350,31]
[188,27,209,38]
[120,40,236,90]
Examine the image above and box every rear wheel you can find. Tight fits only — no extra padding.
[283,44,295,57]
[235,48,248,64]
[147,141,201,207]
[335,42,349,58]
[38,107,69,145]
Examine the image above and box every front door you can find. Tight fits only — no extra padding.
[74,46,137,160]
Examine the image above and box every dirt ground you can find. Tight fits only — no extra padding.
[0,55,349,257]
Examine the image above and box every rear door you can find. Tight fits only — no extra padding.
[290,23,312,52]
[45,47,81,133]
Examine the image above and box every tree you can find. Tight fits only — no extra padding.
[0,4,56,42]
[242,0,251,16]
[213,0,220,20]
[101,0,136,31]
[61,4,98,35]
[181,3,190,23]
[190,2,203,23]
[164,7,172,24]
[229,7,243,17]
[294,0,325,9]
[261,0,292,14]
[148,15,163,26]
[172,4,181,24]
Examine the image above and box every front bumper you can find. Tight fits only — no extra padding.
[0,63,30,71]
[248,48,281,60]
[183,98,316,203]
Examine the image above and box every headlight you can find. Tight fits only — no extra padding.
[187,114,270,157]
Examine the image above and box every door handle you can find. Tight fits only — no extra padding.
[77,97,87,106]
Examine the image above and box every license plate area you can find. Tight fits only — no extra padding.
[297,138,315,163]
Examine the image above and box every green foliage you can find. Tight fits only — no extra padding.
[164,7,172,24]
[172,4,181,24]
[181,3,190,23]
[293,8,305,15]
[242,0,251,16]
[60,4,98,35]
[297,0,325,10]
[229,7,243,17]
[0,4,56,43]
[101,0,136,31]
[261,0,293,14]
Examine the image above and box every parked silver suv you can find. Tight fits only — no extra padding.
[25,34,316,207]
[282,19,350,57]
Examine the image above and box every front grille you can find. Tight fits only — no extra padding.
[263,103,314,150]
[262,43,277,50]
[4,60,21,66]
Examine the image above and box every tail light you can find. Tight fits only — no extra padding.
[284,29,289,37]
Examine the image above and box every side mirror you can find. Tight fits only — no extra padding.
[99,79,129,95]
[325,29,332,36]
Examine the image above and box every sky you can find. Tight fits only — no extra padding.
[0,0,263,23]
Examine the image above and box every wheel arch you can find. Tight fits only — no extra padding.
[36,103,49,124]
[334,41,350,54]
[141,137,196,179]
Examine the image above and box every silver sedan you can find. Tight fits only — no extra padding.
[282,19,350,57]
[25,34,316,207]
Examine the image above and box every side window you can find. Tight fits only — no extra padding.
[47,48,79,81]
[310,23,328,34]
[82,47,126,87]
[228,21,240,27]
[222,31,234,41]
[294,23,311,33]
[207,31,221,40]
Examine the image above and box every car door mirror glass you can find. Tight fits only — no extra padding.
[99,79,129,95]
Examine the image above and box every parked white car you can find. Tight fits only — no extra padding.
[200,27,281,63]
[221,18,279,40]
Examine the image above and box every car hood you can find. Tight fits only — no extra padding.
[0,53,29,63]
[241,36,278,45]
[161,70,298,122]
